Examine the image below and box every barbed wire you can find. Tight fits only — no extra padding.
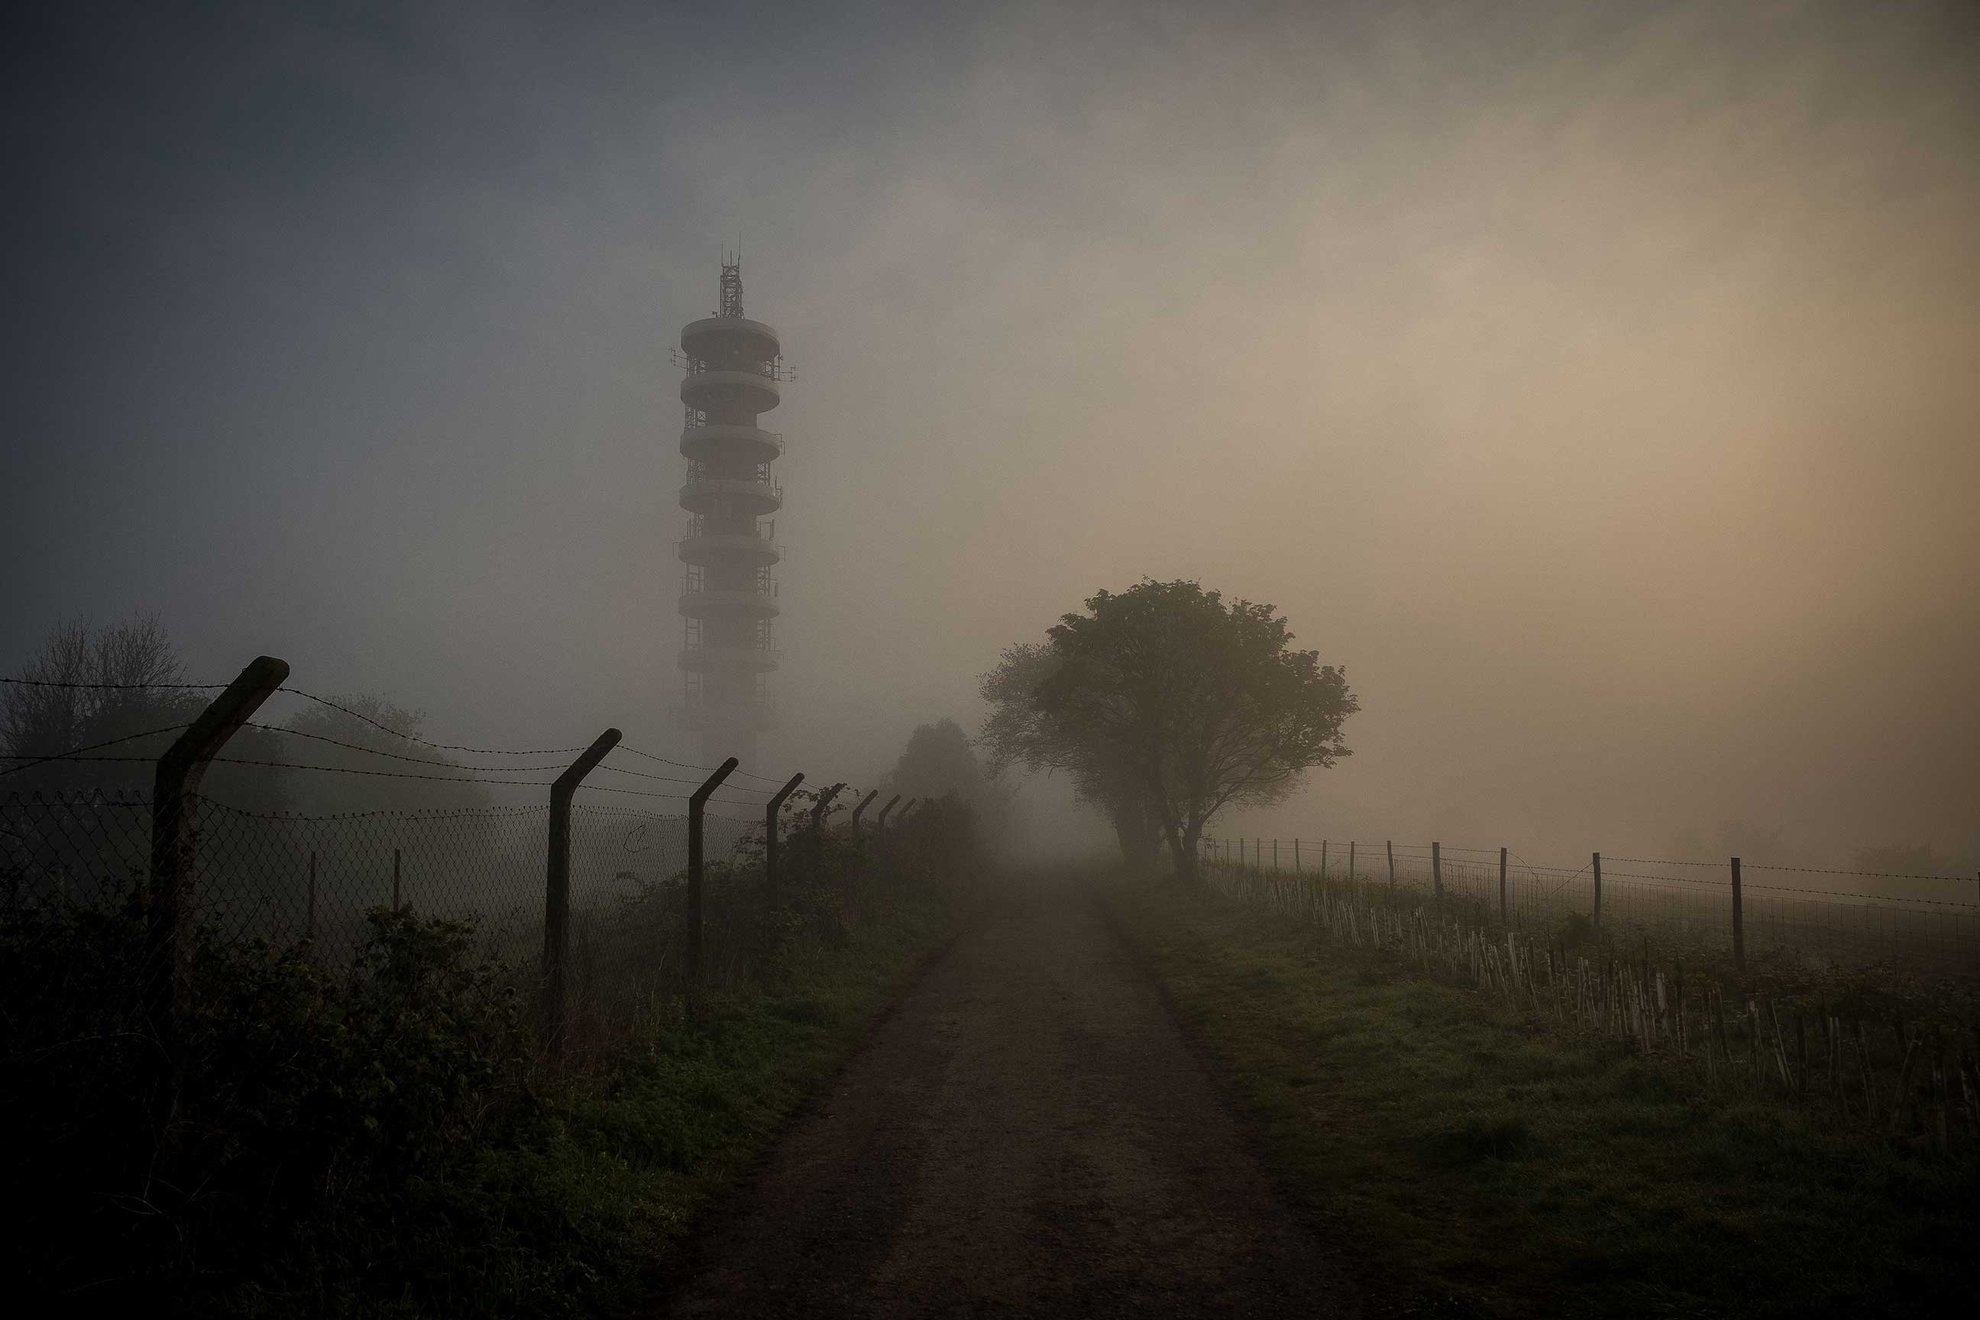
[592,760,775,792]
[238,722,575,773]
[192,796,552,823]
[277,688,592,756]
[0,723,195,779]
[1744,861,1975,883]
[1220,839,1973,888]
[615,745,795,786]
[0,676,225,690]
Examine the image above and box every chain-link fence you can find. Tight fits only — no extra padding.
[1,782,955,1040]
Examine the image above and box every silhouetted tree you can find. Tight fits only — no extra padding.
[979,643,1160,868]
[883,718,1009,841]
[1,616,287,810]
[993,581,1356,882]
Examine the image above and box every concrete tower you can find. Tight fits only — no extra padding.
[675,257,789,764]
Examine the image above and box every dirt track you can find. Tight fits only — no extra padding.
[666,883,1356,1318]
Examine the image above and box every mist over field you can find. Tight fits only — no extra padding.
[4,0,1976,866]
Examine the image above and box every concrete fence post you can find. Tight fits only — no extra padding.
[764,773,805,905]
[147,654,288,1161]
[810,782,846,837]
[1432,841,1443,902]
[1386,839,1395,890]
[149,655,288,1041]
[1499,846,1509,923]
[543,728,621,1058]
[686,757,739,992]
[850,788,879,833]
[1592,852,1603,928]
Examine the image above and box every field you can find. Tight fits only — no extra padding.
[1106,878,1978,1319]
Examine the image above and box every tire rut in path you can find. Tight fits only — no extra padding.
[664,884,1357,1318]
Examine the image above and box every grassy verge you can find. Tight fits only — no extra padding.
[1105,880,1977,1320]
[527,889,963,1316]
[6,883,964,1318]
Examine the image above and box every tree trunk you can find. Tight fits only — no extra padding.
[1105,792,1160,873]
[1160,810,1196,885]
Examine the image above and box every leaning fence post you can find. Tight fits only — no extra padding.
[686,756,739,992]
[1731,856,1745,973]
[1499,846,1509,922]
[542,728,621,1057]
[1592,852,1603,928]
[764,773,805,905]
[148,654,288,1154]
[1432,841,1442,902]
[149,655,288,1038]
[811,782,845,836]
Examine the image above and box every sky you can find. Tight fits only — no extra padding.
[3,0,1976,866]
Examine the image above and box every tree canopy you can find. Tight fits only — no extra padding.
[981,580,1356,879]
[883,717,1009,839]
[979,643,1161,868]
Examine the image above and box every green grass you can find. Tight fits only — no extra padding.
[419,890,964,1319]
[1106,881,1977,1320]
[5,884,963,1318]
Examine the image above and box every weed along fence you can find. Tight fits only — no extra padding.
[1205,839,1980,1150]
[0,656,963,1064]
[1204,836,1980,976]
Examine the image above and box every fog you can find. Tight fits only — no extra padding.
[4,0,1975,865]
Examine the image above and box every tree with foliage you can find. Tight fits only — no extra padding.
[979,643,1161,869]
[1,616,288,810]
[883,718,1010,842]
[984,580,1356,881]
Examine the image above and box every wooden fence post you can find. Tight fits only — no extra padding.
[543,728,621,1057]
[1348,840,1357,883]
[1432,841,1442,902]
[1320,839,1329,882]
[1592,852,1603,928]
[1499,846,1508,922]
[764,773,805,905]
[1386,839,1395,890]
[1731,856,1745,973]
[1273,838,1279,872]
[1293,838,1301,873]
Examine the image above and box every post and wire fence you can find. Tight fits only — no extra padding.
[1,657,972,1072]
[1200,833,1980,1149]
[1201,835,1979,976]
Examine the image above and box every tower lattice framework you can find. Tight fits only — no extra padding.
[674,257,790,764]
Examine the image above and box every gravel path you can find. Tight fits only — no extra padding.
[664,884,1357,1318]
